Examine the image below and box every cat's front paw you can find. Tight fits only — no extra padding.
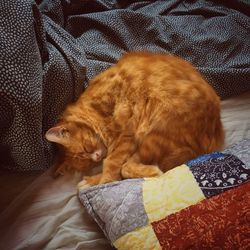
[77,179,91,189]
[99,175,121,185]
[78,174,102,189]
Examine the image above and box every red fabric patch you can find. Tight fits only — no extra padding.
[152,182,250,250]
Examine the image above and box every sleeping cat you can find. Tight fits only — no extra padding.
[45,52,224,188]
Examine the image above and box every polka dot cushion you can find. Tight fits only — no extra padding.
[0,0,250,171]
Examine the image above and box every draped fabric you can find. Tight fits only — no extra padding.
[0,0,250,171]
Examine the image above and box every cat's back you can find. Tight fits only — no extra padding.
[85,52,215,98]
[116,52,219,105]
[80,52,220,115]
[117,51,200,81]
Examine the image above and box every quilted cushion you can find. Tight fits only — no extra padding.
[78,139,250,249]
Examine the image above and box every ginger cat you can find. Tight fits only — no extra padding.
[45,52,224,188]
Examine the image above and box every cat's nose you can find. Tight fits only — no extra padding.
[94,151,101,161]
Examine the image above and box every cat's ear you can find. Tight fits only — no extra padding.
[45,126,70,144]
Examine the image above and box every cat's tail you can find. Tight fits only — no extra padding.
[204,117,225,153]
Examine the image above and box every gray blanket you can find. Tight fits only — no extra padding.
[0,0,250,171]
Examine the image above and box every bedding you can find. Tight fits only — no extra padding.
[78,139,250,249]
[1,0,250,172]
[0,91,250,250]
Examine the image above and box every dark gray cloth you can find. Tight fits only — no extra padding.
[0,0,250,171]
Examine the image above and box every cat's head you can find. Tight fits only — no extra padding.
[45,122,107,171]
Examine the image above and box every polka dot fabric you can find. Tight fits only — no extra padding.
[0,0,86,171]
[0,0,250,171]
[65,0,250,94]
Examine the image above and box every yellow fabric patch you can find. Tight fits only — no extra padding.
[114,224,161,250]
[143,164,205,222]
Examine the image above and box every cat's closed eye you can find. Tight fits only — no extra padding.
[84,148,93,154]
[84,144,94,154]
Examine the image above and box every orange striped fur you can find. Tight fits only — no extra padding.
[46,52,224,187]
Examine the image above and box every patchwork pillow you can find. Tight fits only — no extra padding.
[78,139,250,249]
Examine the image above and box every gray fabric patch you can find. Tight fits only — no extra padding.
[224,138,250,169]
[79,178,148,243]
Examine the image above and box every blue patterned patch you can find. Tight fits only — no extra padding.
[189,154,250,198]
[187,152,225,167]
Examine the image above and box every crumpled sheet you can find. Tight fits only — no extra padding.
[0,168,113,250]
[1,0,250,171]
